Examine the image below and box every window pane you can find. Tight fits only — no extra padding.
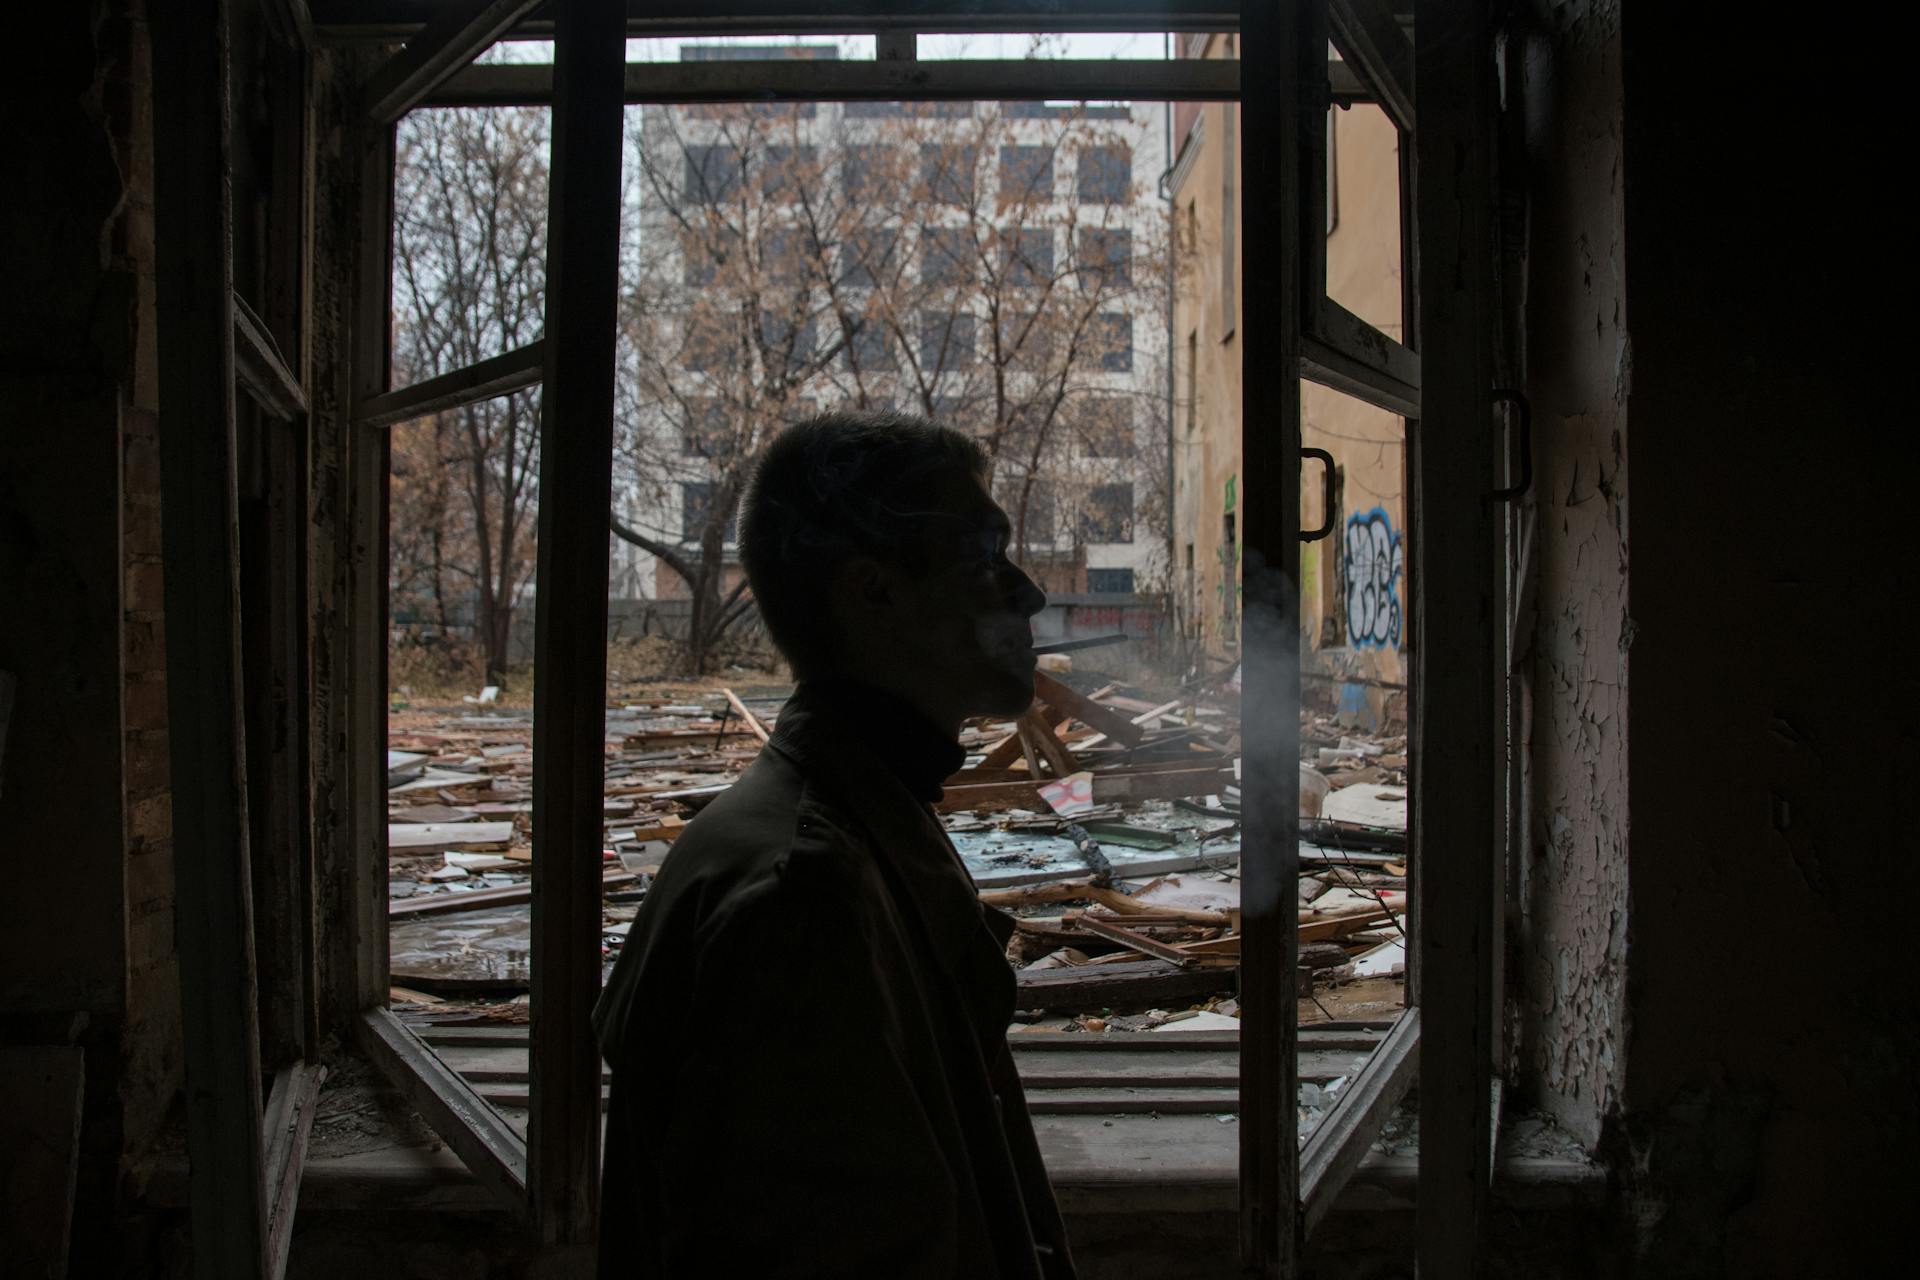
[919,311,976,369]
[1093,313,1133,371]
[920,226,974,287]
[760,226,818,286]
[1076,395,1136,457]
[1086,567,1136,594]
[920,143,978,205]
[847,317,896,371]
[1077,144,1131,202]
[760,144,818,202]
[758,310,817,371]
[680,398,729,458]
[837,228,900,290]
[1080,482,1134,543]
[682,145,742,205]
[842,144,895,203]
[1076,227,1132,290]
[999,144,1055,201]
[1001,228,1055,288]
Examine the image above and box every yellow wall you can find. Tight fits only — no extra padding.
[1171,41,1407,685]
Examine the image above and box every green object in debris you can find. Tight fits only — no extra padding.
[1078,821,1179,851]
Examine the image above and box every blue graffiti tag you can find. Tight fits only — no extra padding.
[1343,506,1403,649]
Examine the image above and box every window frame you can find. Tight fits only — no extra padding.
[301,3,1503,1276]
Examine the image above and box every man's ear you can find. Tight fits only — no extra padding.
[832,554,893,617]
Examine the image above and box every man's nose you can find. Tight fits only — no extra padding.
[1007,564,1046,618]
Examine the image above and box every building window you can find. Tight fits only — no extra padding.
[919,311,976,369]
[846,317,895,371]
[837,228,899,290]
[1078,144,1131,202]
[761,144,817,203]
[1185,328,1199,435]
[842,145,893,203]
[920,143,977,205]
[681,309,729,371]
[1093,313,1133,371]
[682,227,741,288]
[680,398,729,457]
[759,226,816,286]
[1001,228,1054,288]
[932,393,984,428]
[1076,227,1131,290]
[681,480,735,543]
[999,144,1054,201]
[1087,567,1135,594]
[682,145,742,205]
[1081,483,1134,543]
[1000,475,1055,545]
[920,226,973,287]
[757,311,816,371]
[1077,396,1135,457]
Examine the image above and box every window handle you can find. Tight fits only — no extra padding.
[1300,447,1335,542]
[1488,389,1532,503]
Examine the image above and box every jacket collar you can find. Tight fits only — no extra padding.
[767,682,986,976]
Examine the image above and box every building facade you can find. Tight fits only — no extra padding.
[1169,33,1407,719]
[610,44,1171,609]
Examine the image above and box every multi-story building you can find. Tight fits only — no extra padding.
[610,44,1170,612]
[1169,32,1408,721]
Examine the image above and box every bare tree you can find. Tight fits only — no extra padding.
[613,94,1169,672]
[392,107,548,684]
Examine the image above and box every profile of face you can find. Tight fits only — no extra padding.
[832,465,1047,726]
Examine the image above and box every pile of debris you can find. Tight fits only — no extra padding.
[384,664,1412,1024]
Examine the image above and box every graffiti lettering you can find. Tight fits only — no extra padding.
[1343,507,1403,649]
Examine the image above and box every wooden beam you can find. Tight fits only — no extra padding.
[233,291,309,420]
[1330,0,1414,133]
[358,1010,528,1210]
[721,687,770,744]
[389,868,638,919]
[936,764,1235,813]
[355,340,544,428]
[152,4,271,1275]
[1066,915,1197,967]
[1299,297,1422,418]
[1300,1007,1418,1235]
[1414,0,1502,1272]
[528,0,625,1255]
[1033,670,1146,747]
[362,0,545,125]
[429,57,1242,107]
[1014,958,1235,1014]
[1236,0,1314,1270]
[1021,707,1077,776]
[263,1061,327,1280]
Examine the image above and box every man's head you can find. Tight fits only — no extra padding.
[740,409,1046,729]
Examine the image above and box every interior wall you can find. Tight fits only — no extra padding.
[1510,0,1630,1148]
[2,2,181,1270]
[1612,15,1909,1275]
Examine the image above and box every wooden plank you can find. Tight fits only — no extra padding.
[355,340,544,428]
[1330,0,1415,133]
[430,56,1240,107]
[721,687,770,744]
[1033,670,1145,747]
[232,290,309,419]
[937,764,1236,814]
[263,1061,327,1280]
[358,1010,528,1210]
[1066,915,1198,967]
[389,868,636,919]
[363,0,545,125]
[385,820,515,851]
[1299,297,1422,418]
[1413,0,1501,1272]
[1237,0,1314,1271]
[152,4,271,1275]
[1014,958,1234,1014]
[1301,1009,1419,1236]
[528,0,625,1256]
[1021,707,1077,776]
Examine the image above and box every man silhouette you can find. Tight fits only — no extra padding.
[594,410,1074,1278]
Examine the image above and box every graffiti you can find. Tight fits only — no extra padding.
[1343,506,1403,649]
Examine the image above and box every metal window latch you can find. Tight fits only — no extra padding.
[1488,389,1532,503]
[1300,446,1335,541]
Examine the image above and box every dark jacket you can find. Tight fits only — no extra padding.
[593,684,1076,1279]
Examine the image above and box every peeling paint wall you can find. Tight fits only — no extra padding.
[1511,0,1630,1148]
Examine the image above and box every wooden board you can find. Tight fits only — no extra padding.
[385,821,515,852]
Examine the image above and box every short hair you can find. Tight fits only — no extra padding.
[740,408,988,676]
